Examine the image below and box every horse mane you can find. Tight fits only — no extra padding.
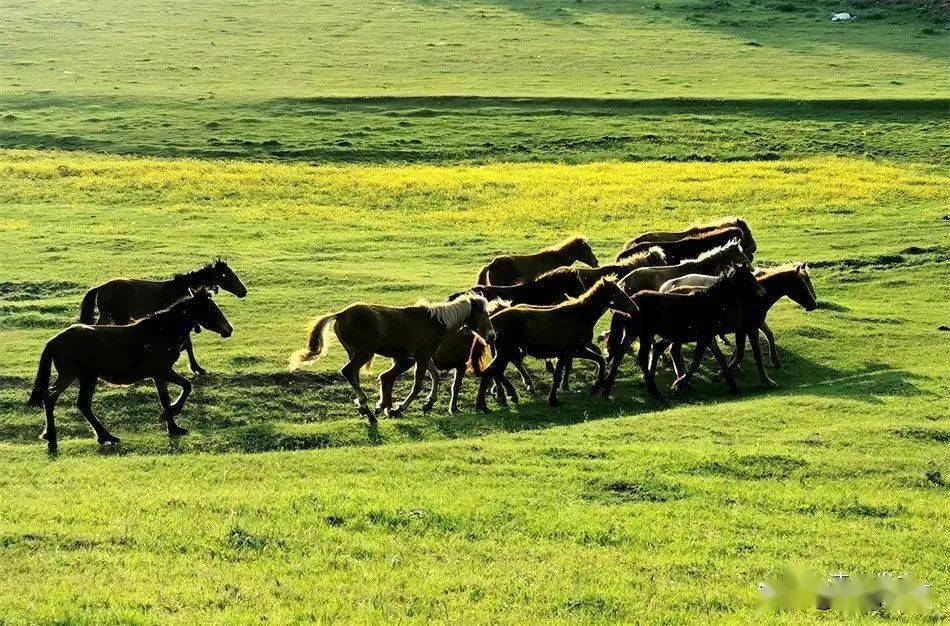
[682,238,741,264]
[173,261,216,285]
[621,245,667,266]
[546,236,587,253]
[421,294,488,329]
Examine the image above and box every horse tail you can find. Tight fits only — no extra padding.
[78,286,99,324]
[469,337,494,376]
[289,313,337,370]
[28,343,54,407]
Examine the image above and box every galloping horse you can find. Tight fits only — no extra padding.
[601,265,764,398]
[617,227,751,264]
[78,259,247,374]
[477,237,599,286]
[656,263,818,379]
[621,217,757,258]
[471,279,638,410]
[29,289,233,451]
[289,294,495,421]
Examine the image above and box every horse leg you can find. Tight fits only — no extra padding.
[548,358,565,407]
[448,365,465,414]
[421,362,442,413]
[727,332,746,373]
[512,352,536,395]
[671,340,707,394]
[498,372,519,404]
[154,378,186,438]
[570,345,607,396]
[376,358,413,415]
[475,351,509,413]
[669,343,693,390]
[158,370,192,436]
[748,330,777,387]
[761,323,780,368]
[341,357,374,421]
[41,372,75,451]
[649,339,671,376]
[77,377,120,445]
[635,335,661,398]
[560,357,572,391]
[183,335,206,375]
[391,358,430,415]
[603,321,636,396]
[709,341,740,394]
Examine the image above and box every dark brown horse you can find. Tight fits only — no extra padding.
[290,294,495,422]
[601,265,764,398]
[655,263,817,380]
[622,217,756,257]
[79,259,247,374]
[617,227,751,264]
[471,279,638,410]
[452,270,586,307]
[477,236,599,286]
[28,289,233,451]
[537,246,668,290]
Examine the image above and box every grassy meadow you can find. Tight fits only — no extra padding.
[1,0,949,622]
[1,151,948,622]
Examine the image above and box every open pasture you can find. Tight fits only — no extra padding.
[0,150,948,621]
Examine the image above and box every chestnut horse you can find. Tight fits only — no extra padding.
[28,289,233,451]
[477,237,599,286]
[290,294,495,422]
[622,217,756,258]
[617,226,751,264]
[78,258,247,374]
[471,279,638,410]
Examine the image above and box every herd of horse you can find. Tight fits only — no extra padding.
[27,217,818,451]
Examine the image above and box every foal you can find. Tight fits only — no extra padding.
[622,217,756,258]
[290,294,495,421]
[602,265,764,398]
[78,258,247,374]
[471,279,638,410]
[617,226,751,264]
[28,289,233,451]
[477,236,599,286]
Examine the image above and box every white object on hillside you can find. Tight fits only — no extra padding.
[831,12,854,21]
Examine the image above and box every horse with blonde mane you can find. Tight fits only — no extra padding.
[290,294,495,422]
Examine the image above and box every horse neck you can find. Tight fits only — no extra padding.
[572,287,612,321]
[685,252,724,274]
[759,270,798,307]
[176,267,213,291]
[141,303,194,345]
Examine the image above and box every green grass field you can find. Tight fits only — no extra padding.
[1,0,948,622]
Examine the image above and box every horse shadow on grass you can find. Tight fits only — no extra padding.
[0,347,933,456]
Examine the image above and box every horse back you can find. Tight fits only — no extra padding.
[95,277,182,322]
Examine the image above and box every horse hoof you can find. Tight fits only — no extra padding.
[98,435,121,446]
[388,406,404,417]
[475,404,491,414]
[548,399,560,408]
[192,367,207,375]
[168,426,189,439]
[729,386,741,395]
[421,403,434,413]
[762,379,777,388]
